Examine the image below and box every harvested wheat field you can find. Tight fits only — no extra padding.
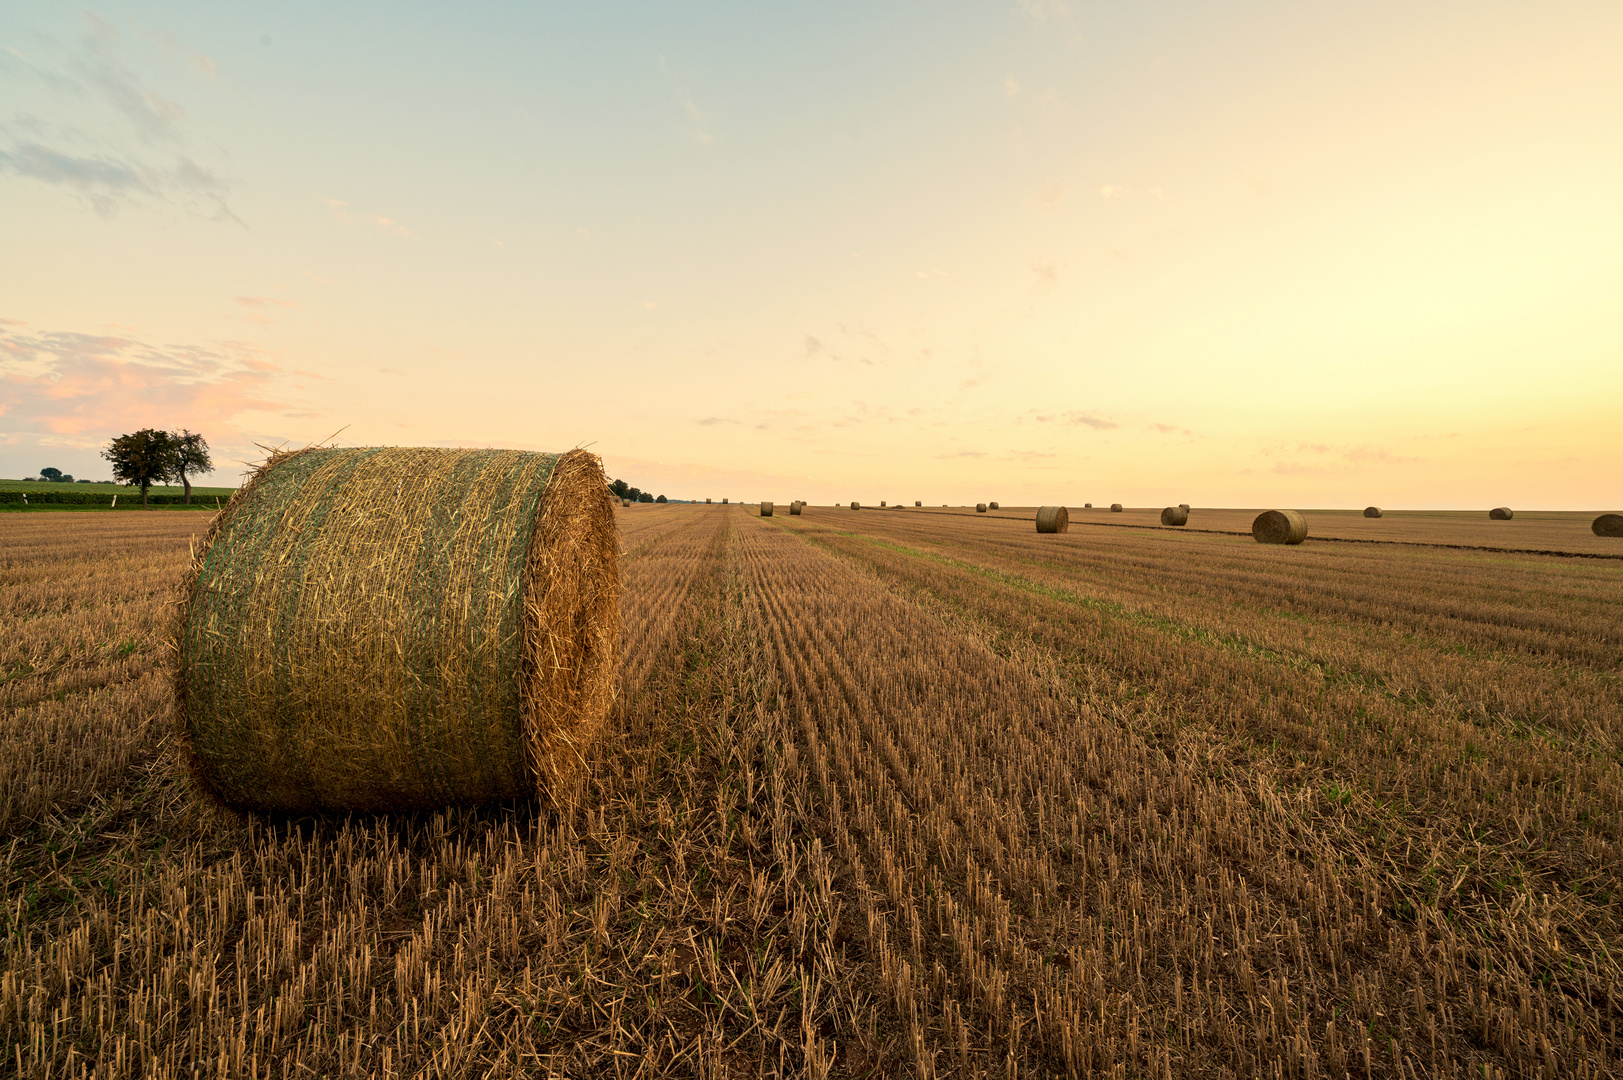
[3,504,1621,1078]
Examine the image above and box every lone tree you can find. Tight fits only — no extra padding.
[102,429,177,507]
[172,429,212,504]
[39,467,64,482]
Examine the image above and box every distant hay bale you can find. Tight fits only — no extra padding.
[1489,507,1513,520]
[1036,506,1069,533]
[174,446,618,813]
[881,500,887,507]
[760,501,774,516]
[915,501,922,507]
[706,498,712,504]
[621,498,631,507]
[1084,503,1092,508]
[790,502,803,516]
[976,503,988,513]
[723,498,728,504]
[1593,514,1623,537]
[1110,503,1123,512]
[1179,503,1189,513]
[989,501,999,510]
[1363,506,1382,518]
[1252,509,1308,545]
[1160,506,1188,526]
[851,501,860,510]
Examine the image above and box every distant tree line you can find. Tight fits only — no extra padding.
[609,478,665,504]
[98,428,214,506]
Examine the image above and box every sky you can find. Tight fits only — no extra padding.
[2,1,1619,508]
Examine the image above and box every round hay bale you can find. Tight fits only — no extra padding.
[1363,506,1381,518]
[175,446,618,813]
[1252,509,1308,545]
[976,503,988,513]
[722,498,728,504]
[989,501,1000,510]
[621,498,631,507]
[1179,503,1189,512]
[1036,506,1069,533]
[1592,513,1623,537]
[851,501,860,510]
[790,502,803,516]
[1160,506,1188,526]
[915,501,922,507]
[880,500,887,507]
[760,501,774,516]
[1110,503,1123,512]
[706,498,712,504]
[1489,507,1513,520]
[1084,503,1092,509]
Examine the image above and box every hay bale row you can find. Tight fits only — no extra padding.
[1593,514,1623,537]
[1036,506,1069,533]
[760,501,774,516]
[175,446,618,813]
[1160,506,1188,526]
[1363,506,1381,518]
[976,503,988,513]
[1252,509,1308,545]
[1489,507,1513,520]
[1110,503,1123,512]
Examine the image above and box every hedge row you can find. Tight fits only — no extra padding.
[0,490,223,507]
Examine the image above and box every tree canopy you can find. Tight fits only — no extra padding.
[101,429,178,506]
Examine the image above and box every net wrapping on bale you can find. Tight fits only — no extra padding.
[174,446,619,813]
[1036,506,1069,533]
[1252,509,1308,545]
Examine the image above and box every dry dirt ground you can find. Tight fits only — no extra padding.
[3,505,1620,1078]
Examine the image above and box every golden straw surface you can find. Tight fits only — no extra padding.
[175,446,617,812]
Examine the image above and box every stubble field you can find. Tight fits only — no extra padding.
[2,504,1619,1078]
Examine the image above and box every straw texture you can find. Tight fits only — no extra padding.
[1593,514,1623,537]
[1252,509,1308,545]
[1364,507,1382,518]
[1489,507,1514,520]
[1035,506,1069,533]
[175,446,619,813]
[1160,507,1188,526]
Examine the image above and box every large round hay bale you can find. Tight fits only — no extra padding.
[1160,506,1188,526]
[1363,506,1381,518]
[790,502,803,516]
[976,503,988,513]
[1593,514,1623,537]
[175,446,618,813]
[1489,507,1513,520]
[989,501,1000,510]
[1252,509,1308,545]
[850,501,860,510]
[760,501,774,516]
[1036,506,1069,533]
[1110,503,1123,512]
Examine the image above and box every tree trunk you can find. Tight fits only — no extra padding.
[182,470,192,504]
[141,480,149,507]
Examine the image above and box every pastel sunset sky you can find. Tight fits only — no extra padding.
[3,1,1619,507]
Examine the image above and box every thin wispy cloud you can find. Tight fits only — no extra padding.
[1033,410,1117,430]
[0,15,235,219]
